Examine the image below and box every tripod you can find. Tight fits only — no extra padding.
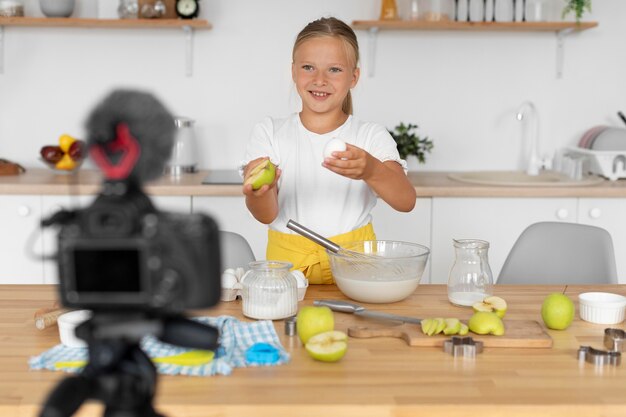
[40,311,219,417]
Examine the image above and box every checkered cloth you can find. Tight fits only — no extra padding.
[29,316,289,376]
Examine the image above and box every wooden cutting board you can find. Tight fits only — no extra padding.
[348,320,552,348]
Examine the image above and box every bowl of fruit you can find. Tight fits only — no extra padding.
[40,134,86,172]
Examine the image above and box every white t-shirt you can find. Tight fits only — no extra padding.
[244,113,406,237]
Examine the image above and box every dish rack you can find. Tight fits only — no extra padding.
[564,147,626,181]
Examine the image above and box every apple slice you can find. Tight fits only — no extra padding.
[443,318,461,335]
[305,330,348,362]
[458,323,469,336]
[420,318,433,335]
[472,295,508,318]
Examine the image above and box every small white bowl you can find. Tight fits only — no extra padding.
[58,310,91,347]
[578,292,626,324]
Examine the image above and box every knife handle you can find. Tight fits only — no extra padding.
[314,299,363,313]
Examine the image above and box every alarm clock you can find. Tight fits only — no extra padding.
[176,0,199,19]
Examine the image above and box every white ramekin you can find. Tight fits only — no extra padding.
[57,310,92,347]
[578,292,626,324]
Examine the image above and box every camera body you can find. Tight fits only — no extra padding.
[55,182,221,312]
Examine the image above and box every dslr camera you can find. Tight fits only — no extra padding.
[55,184,221,312]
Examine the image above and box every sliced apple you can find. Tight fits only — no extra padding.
[458,323,469,336]
[420,318,433,335]
[244,159,276,190]
[304,330,348,362]
[472,295,508,318]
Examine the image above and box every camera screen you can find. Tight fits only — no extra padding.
[73,248,142,293]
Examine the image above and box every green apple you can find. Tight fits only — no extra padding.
[296,306,334,344]
[443,318,462,335]
[305,330,348,362]
[458,323,469,336]
[468,311,505,336]
[244,159,276,190]
[420,318,433,335]
[541,293,575,330]
[472,296,508,318]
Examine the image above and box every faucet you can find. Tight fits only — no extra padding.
[516,101,543,176]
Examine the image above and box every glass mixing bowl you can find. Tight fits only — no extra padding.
[327,240,430,304]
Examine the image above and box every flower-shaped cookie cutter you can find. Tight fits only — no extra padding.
[604,328,625,352]
[443,336,484,357]
[578,346,621,366]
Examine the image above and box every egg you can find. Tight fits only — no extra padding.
[323,138,347,159]
[221,270,238,289]
[290,270,308,288]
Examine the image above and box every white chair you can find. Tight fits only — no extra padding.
[497,222,618,285]
[219,231,255,270]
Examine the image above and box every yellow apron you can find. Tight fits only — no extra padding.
[267,224,376,285]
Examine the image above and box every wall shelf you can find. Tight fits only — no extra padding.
[0,17,212,76]
[351,20,599,78]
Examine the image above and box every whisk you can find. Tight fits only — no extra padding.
[286,220,403,274]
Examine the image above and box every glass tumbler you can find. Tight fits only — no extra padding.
[447,239,494,306]
[241,261,298,320]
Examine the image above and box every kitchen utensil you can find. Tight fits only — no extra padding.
[166,116,198,176]
[348,320,552,348]
[604,328,625,352]
[618,112,626,127]
[447,239,493,307]
[240,261,298,320]
[578,292,626,324]
[578,346,621,367]
[314,299,422,325]
[286,219,383,263]
[443,336,483,356]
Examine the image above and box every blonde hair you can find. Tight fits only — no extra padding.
[292,17,360,115]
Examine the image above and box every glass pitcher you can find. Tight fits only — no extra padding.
[241,261,298,320]
[447,239,494,306]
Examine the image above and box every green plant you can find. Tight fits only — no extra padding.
[562,0,592,23]
[388,122,433,163]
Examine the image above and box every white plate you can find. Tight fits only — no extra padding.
[590,127,626,151]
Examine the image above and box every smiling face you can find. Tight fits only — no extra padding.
[292,36,360,122]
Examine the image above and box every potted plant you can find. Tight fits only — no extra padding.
[562,0,592,23]
[388,122,433,167]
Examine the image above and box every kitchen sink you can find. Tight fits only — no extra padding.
[448,170,605,187]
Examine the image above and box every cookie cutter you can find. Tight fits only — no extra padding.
[443,336,484,357]
[578,346,621,366]
[603,328,625,352]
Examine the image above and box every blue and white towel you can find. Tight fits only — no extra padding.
[29,316,289,376]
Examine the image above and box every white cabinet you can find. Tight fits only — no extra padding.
[430,198,578,284]
[0,195,44,283]
[192,196,268,261]
[577,198,626,283]
[371,198,432,282]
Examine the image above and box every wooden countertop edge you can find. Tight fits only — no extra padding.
[2,169,626,197]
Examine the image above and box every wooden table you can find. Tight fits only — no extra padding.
[2,284,625,417]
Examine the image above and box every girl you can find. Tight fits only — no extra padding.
[242,16,416,284]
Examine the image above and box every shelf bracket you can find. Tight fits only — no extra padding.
[0,26,4,74]
[556,28,574,79]
[366,27,379,77]
[183,25,194,77]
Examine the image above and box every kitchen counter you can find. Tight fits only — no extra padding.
[3,169,626,197]
[2,284,625,417]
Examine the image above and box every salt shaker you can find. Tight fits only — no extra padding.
[447,239,494,306]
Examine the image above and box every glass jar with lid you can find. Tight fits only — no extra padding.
[418,0,454,22]
[241,261,298,320]
[447,239,494,306]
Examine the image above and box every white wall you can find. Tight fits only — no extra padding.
[1,0,624,172]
